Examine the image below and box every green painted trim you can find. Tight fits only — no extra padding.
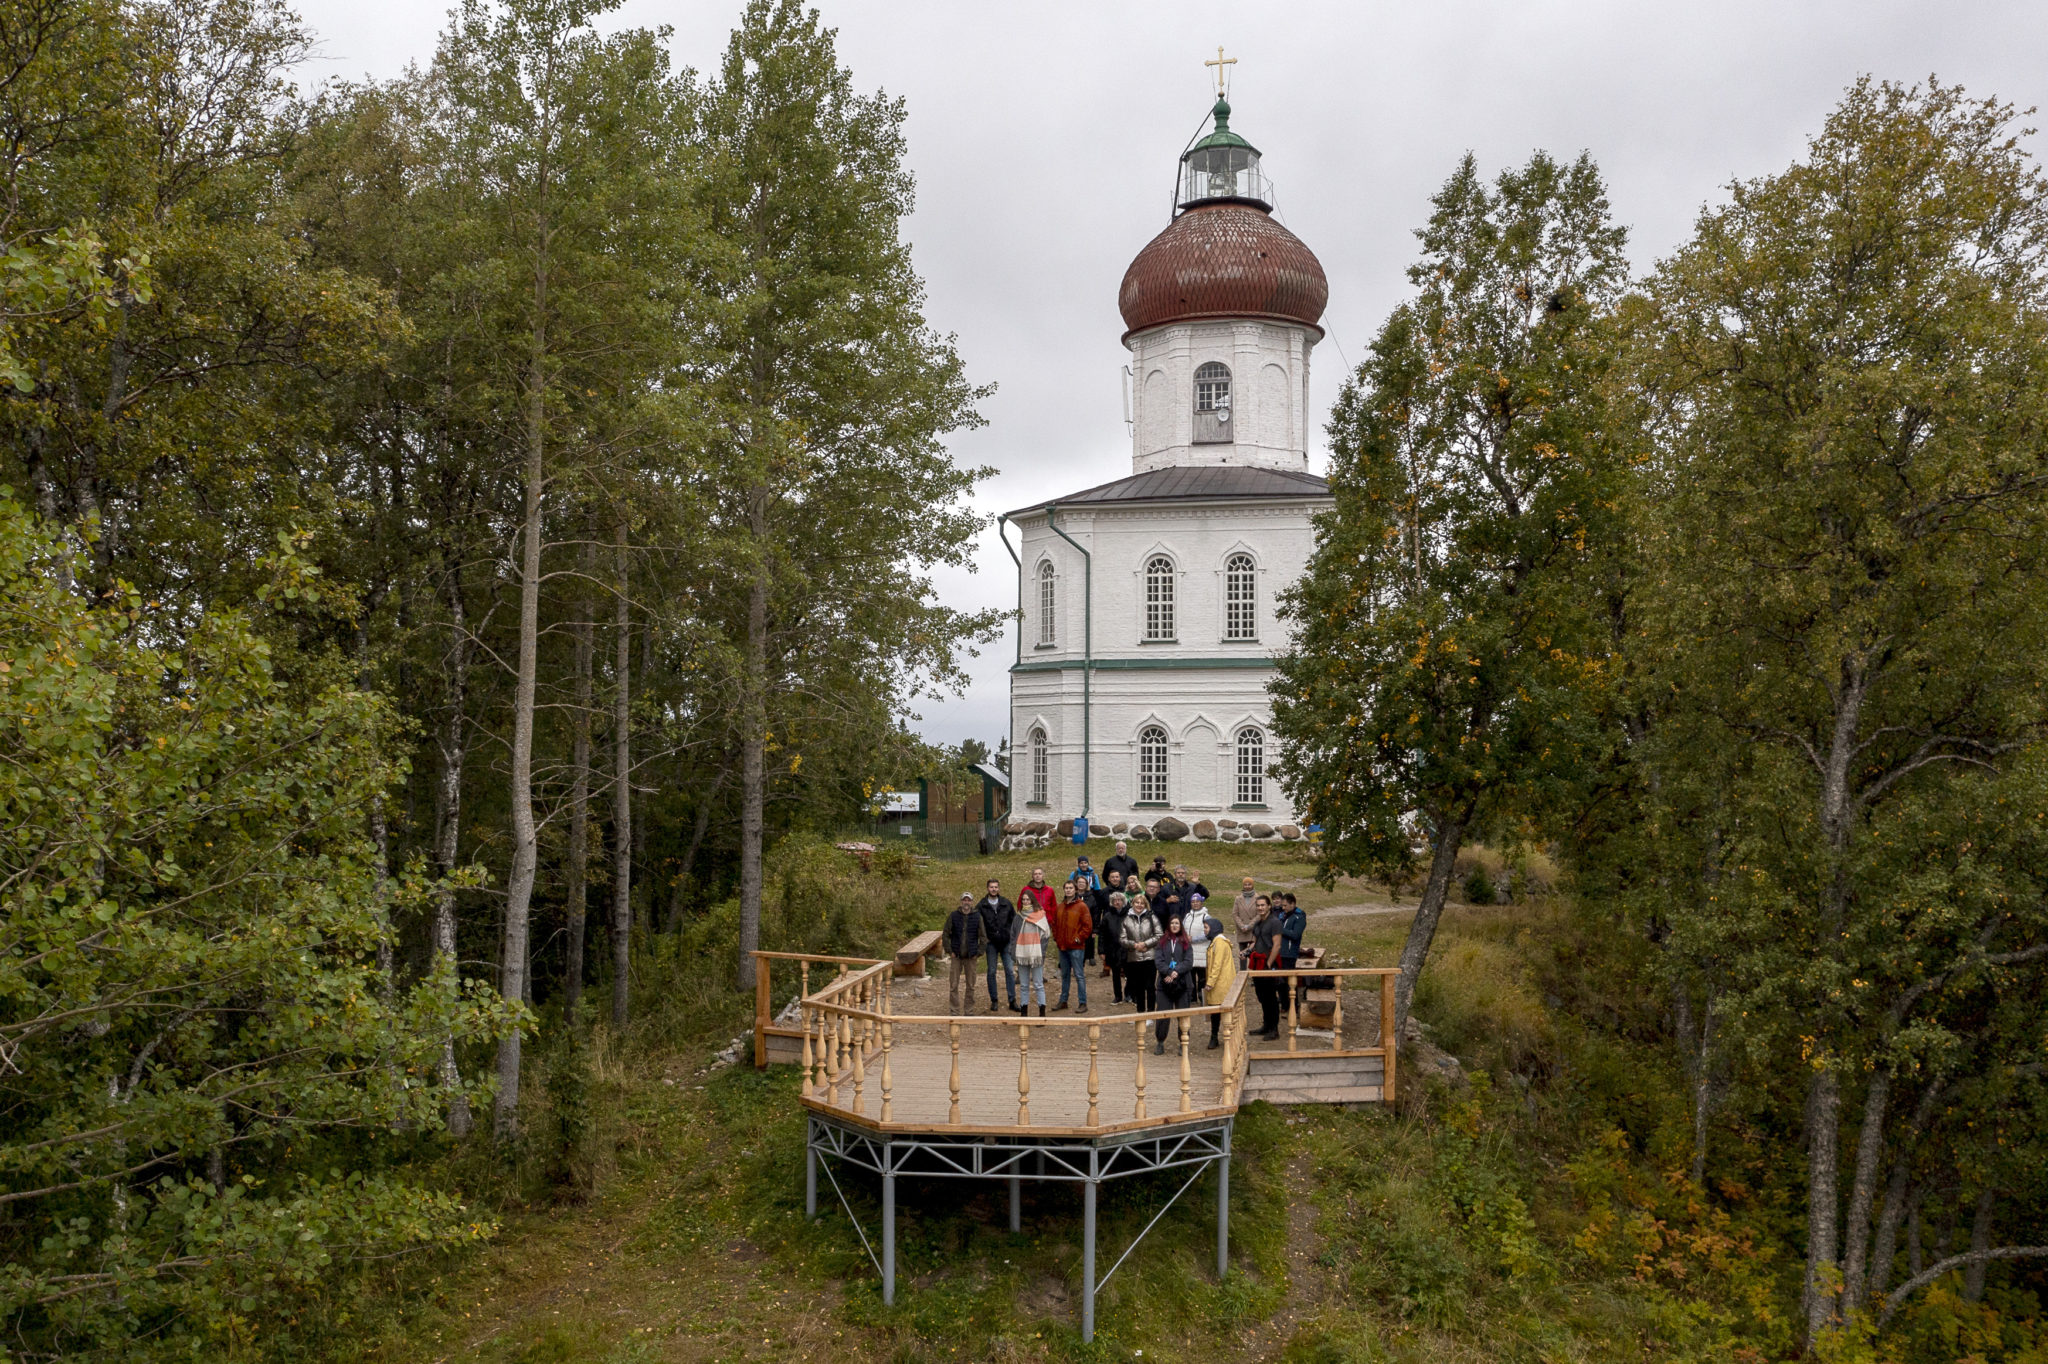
[1011,656,1274,674]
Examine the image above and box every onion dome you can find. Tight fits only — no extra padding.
[1118,97,1328,340]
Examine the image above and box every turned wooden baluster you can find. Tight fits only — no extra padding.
[948,1022,961,1125]
[1016,1023,1032,1126]
[879,1017,893,1122]
[1087,1024,1101,1128]
[1133,1019,1148,1120]
[1179,1017,1192,1113]
[851,1011,866,1115]
[799,1005,815,1098]
[1288,973,1300,1053]
[799,959,810,1002]
[834,1008,849,1104]
[1221,1006,1236,1105]
[1332,974,1345,1052]
[811,1007,829,1096]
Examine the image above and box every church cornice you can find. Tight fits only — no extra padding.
[1012,656,1276,674]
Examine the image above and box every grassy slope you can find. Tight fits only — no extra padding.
[310,842,1799,1364]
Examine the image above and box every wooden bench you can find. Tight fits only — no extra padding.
[895,930,944,977]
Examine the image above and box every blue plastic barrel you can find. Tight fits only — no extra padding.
[1071,815,1089,844]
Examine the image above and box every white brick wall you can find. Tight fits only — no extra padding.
[1126,320,1316,473]
[1009,498,1326,829]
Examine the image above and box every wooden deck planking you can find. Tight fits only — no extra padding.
[805,1035,1230,1132]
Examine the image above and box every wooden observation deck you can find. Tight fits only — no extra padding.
[749,943,1399,1341]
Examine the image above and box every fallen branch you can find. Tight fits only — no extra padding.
[1877,1245,2048,1327]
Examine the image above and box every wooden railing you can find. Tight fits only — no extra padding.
[1243,965,1398,1095]
[797,974,1252,1136]
[751,951,891,1068]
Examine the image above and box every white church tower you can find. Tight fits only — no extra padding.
[1002,86,1333,849]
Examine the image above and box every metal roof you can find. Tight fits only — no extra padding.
[1118,201,1328,340]
[1006,465,1330,519]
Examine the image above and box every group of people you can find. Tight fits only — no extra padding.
[940,840,1311,1052]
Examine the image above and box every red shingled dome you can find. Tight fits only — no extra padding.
[1118,201,1328,341]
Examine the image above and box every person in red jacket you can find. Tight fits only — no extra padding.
[1017,866,1056,919]
[1050,879,1095,1012]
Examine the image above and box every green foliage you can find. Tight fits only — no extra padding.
[1274,149,1630,890]
[0,492,518,1355]
[1462,866,1495,906]
[1622,77,2048,1342]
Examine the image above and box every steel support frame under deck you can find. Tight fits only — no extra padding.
[806,1113,1233,1343]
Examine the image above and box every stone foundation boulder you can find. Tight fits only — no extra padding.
[1191,819,1218,840]
[1279,824,1302,840]
[1249,823,1275,839]
[1218,818,1240,829]
[1112,822,1129,836]
[1055,819,1074,839]
[1152,816,1190,842]
[1128,825,1152,840]
[1025,820,1054,836]
[1221,827,1245,841]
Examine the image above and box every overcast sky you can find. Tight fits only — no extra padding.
[292,0,2048,752]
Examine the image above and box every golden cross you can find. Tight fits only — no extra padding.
[1205,46,1236,98]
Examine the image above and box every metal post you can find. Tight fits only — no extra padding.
[1082,1177,1097,1343]
[1217,1125,1232,1279]
[882,1155,896,1307]
[1009,1172,1022,1233]
[805,1132,817,1221]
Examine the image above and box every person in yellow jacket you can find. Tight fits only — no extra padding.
[1201,910,1236,1050]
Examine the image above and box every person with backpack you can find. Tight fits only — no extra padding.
[1072,854,1101,894]
[1095,870,1126,983]
[942,891,985,1015]
[1051,878,1094,1013]
[975,878,1018,1015]
[1153,913,1195,1054]
[1278,893,1308,965]
[1015,892,1052,1018]
[1097,880,1130,999]
[1119,894,1162,1013]
[1274,892,1308,1036]
[1185,892,1216,1015]
[1203,909,1237,1050]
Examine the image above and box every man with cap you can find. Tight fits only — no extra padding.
[942,891,985,1015]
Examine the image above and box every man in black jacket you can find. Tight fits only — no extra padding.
[1102,841,1140,887]
[975,879,1018,1014]
[943,892,985,1015]
[1094,873,1128,999]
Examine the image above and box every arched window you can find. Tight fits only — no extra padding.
[1144,556,1176,640]
[1193,362,1233,444]
[1029,726,1048,806]
[1224,553,1257,640]
[1138,725,1169,804]
[1037,560,1056,645]
[1235,726,1265,805]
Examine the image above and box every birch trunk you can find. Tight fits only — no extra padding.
[495,321,547,1140]
[565,538,593,1016]
[1839,1070,1891,1317]
[734,491,769,991]
[1802,1066,1843,1341]
[433,559,472,1139]
[1392,807,1467,1037]
[610,518,632,1029]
